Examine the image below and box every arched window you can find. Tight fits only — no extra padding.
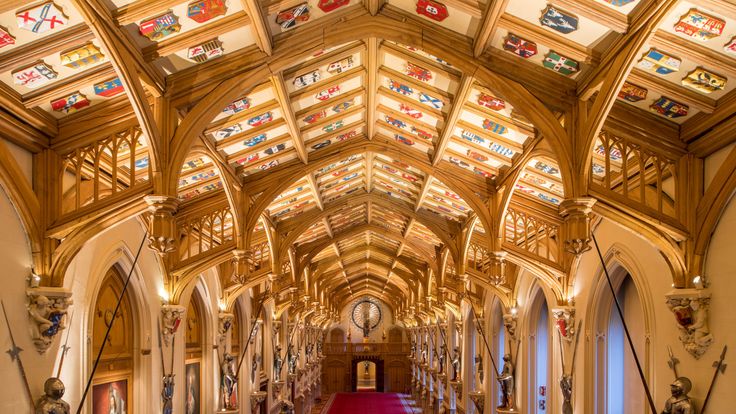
[91,267,134,413]
[596,273,646,414]
[527,288,549,414]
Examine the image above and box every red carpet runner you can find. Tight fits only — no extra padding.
[323,392,413,414]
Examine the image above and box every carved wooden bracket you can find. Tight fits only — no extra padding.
[489,251,507,285]
[144,195,180,255]
[559,197,596,255]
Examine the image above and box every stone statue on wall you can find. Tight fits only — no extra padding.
[438,344,446,374]
[251,352,261,383]
[661,377,695,414]
[287,347,299,375]
[560,374,572,414]
[474,353,483,385]
[161,374,174,414]
[498,354,514,409]
[450,347,461,381]
[274,345,284,380]
[421,342,428,365]
[221,353,238,410]
[35,378,70,414]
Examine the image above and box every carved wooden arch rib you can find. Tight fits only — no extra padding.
[245,139,484,262]
[0,139,43,274]
[313,254,418,295]
[167,14,573,204]
[298,223,438,274]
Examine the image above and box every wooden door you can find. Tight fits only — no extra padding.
[325,362,346,393]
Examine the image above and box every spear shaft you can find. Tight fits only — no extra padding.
[701,345,727,414]
[56,310,74,378]
[1,300,35,411]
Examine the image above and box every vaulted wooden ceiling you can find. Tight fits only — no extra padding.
[2,0,733,312]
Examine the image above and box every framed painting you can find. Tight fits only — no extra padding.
[185,360,201,414]
[92,377,129,414]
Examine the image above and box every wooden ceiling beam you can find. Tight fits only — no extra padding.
[473,0,510,58]
[113,0,184,25]
[240,0,273,56]
[415,175,433,212]
[367,37,379,139]
[0,23,94,74]
[0,83,57,137]
[650,30,736,78]
[307,172,324,210]
[628,68,716,114]
[272,73,308,164]
[551,0,628,33]
[497,13,599,64]
[22,62,117,109]
[432,74,474,166]
[72,0,166,167]
[142,11,250,62]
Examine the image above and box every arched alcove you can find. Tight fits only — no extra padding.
[526,285,550,414]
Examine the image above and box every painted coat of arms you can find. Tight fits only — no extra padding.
[650,97,689,119]
[243,134,266,147]
[0,26,16,49]
[617,82,647,102]
[304,110,327,124]
[603,0,635,5]
[388,80,413,96]
[724,37,736,55]
[247,112,273,127]
[327,57,354,74]
[51,92,90,114]
[405,62,432,82]
[223,98,250,115]
[318,0,349,13]
[637,49,680,75]
[12,62,57,89]
[543,51,579,76]
[293,70,321,89]
[681,68,727,93]
[478,93,505,110]
[482,119,507,135]
[215,124,243,139]
[419,92,443,109]
[674,9,725,41]
[16,2,67,34]
[94,78,124,97]
[276,3,310,30]
[399,103,422,119]
[187,39,224,63]
[61,43,105,69]
[416,0,449,22]
[316,86,340,101]
[540,6,578,34]
[139,12,181,41]
[187,0,227,24]
[395,134,415,146]
[503,34,537,58]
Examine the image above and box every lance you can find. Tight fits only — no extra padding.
[235,289,270,380]
[666,345,680,380]
[1,300,35,411]
[435,320,451,359]
[468,301,501,382]
[569,320,582,375]
[76,232,147,414]
[592,234,657,414]
[425,324,442,364]
[56,310,74,378]
[701,345,727,414]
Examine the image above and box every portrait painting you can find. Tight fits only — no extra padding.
[92,378,128,414]
[186,361,201,414]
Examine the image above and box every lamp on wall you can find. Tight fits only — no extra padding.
[692,275,708,289]
[159,287,170,305]
[28,271,41,288]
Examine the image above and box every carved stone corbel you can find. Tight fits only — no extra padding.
[144,195,179,255]
[250,391,267,414]
[218,312,234,345]
[161,304,186,346]
[468,390,484,413]
[551,307,576,342]
[558,198,596,255]
[503,313,518,343]
[665,289,713,359]
[26,287,73,354]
